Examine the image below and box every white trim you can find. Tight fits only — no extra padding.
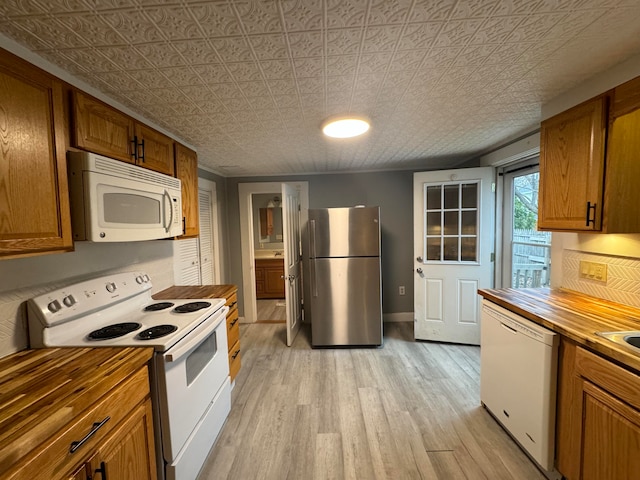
[479,132,540,167]
[383,312,413,323]
[239,182,309,324]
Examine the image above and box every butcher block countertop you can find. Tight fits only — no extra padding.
[153,284,237,300]
[479,287,640,373]
[0,347,153,476]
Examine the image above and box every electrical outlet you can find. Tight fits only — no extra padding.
[579,261,608,282]
[399,286,405,295]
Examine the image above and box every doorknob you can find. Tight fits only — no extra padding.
[416,268,423,274]
[416,256,423,262]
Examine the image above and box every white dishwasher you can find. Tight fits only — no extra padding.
[480,299,559,472]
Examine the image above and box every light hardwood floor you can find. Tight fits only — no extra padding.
[198,322,546,480]
[256,299,286,323]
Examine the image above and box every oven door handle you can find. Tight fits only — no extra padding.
[164,306,229,363]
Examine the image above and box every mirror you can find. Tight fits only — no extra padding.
[253,194,283,248]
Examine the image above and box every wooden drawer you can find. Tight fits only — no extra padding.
[227,309,240,350]
[229,340,241,382]
[4,366,150,480]
[225,292,238,310]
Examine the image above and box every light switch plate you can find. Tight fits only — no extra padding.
[579,260,608,282]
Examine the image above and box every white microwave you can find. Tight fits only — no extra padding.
[67,151,182,242]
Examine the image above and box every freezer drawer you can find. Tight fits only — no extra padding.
[310,256,382,346]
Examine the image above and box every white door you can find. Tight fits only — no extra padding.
[198,188,214,284]
[198,178,221,285]
[282,183,302,346]
[413,167,495,345]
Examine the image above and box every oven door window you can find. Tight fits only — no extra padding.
[186,331,217,386]
[103,192,161,224]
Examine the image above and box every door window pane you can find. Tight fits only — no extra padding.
[462,183,477,208]
[426,237,441,261]
[426,212,441,235]
[508,171,552,288]
[443,211,458,235]
[461,211,477,235]
[426,186,441,209]
[443,185,459,209]
[443,237,458,261]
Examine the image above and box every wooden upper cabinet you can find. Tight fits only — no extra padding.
[174,143,199,237]
[602,76,640,233]
[72,91,175,176]
[0,49,73,258]
[539,74,640,233]
[538,96,607,231]
[72,90,135,163]
[135,123,175,176]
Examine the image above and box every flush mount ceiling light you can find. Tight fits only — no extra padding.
[322,116,370,138]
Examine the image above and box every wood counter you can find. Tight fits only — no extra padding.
[478,287,640,373]
[0,347,154,479]
[153,284,236,300]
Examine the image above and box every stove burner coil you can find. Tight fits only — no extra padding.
[173,301,211,313]
[136,325,178,340]
[88,322,142,340]
[144,302,175,312]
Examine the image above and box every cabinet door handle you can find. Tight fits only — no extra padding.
[232,349,241,360]
[130,135,138,160]
[95,461,108,480]
[70,416,110,453]
[230,318,239,327]
[586,201,597,226]
[138,138,145,162]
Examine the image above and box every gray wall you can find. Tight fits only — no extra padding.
[224,170,416,317]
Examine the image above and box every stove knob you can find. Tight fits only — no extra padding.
[143,274,150,282]
[47,300,62,313]
[106,282,117,293]
[63,295,77,307]
[136,276,144,284]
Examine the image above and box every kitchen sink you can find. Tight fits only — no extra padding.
[596,331,640,354]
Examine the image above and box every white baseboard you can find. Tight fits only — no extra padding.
[383,312,414,323]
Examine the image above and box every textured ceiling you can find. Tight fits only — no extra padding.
[2,0,640,176]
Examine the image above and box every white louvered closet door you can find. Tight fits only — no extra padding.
[198,189,214,285]
[173,238,201,286]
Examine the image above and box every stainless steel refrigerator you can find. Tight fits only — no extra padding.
[308,206,383,347]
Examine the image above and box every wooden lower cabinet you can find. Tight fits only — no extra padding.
[84,400,156,480]
[255,259,285,299]
[581,381,640,480]
[556,340,640,480]
[224,290,241,382]
[0,348,156,480]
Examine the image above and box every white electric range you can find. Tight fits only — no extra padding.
[27,271,231,480]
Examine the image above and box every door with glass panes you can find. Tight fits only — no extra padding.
[501,164,551,289]
[413,167,494,345]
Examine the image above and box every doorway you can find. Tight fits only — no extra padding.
[252,192,286,323]
[238,182,309,330]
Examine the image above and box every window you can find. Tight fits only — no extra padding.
[424,181,479,262]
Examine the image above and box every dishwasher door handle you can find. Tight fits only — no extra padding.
[500,322,518,334]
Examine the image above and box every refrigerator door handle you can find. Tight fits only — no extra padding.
[310,259,317,297]
[309,219,316,259]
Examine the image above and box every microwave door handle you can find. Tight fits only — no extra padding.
[162,190,173,233]
[164,307,229,362]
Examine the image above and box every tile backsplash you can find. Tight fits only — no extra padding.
[562,249,640,308]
